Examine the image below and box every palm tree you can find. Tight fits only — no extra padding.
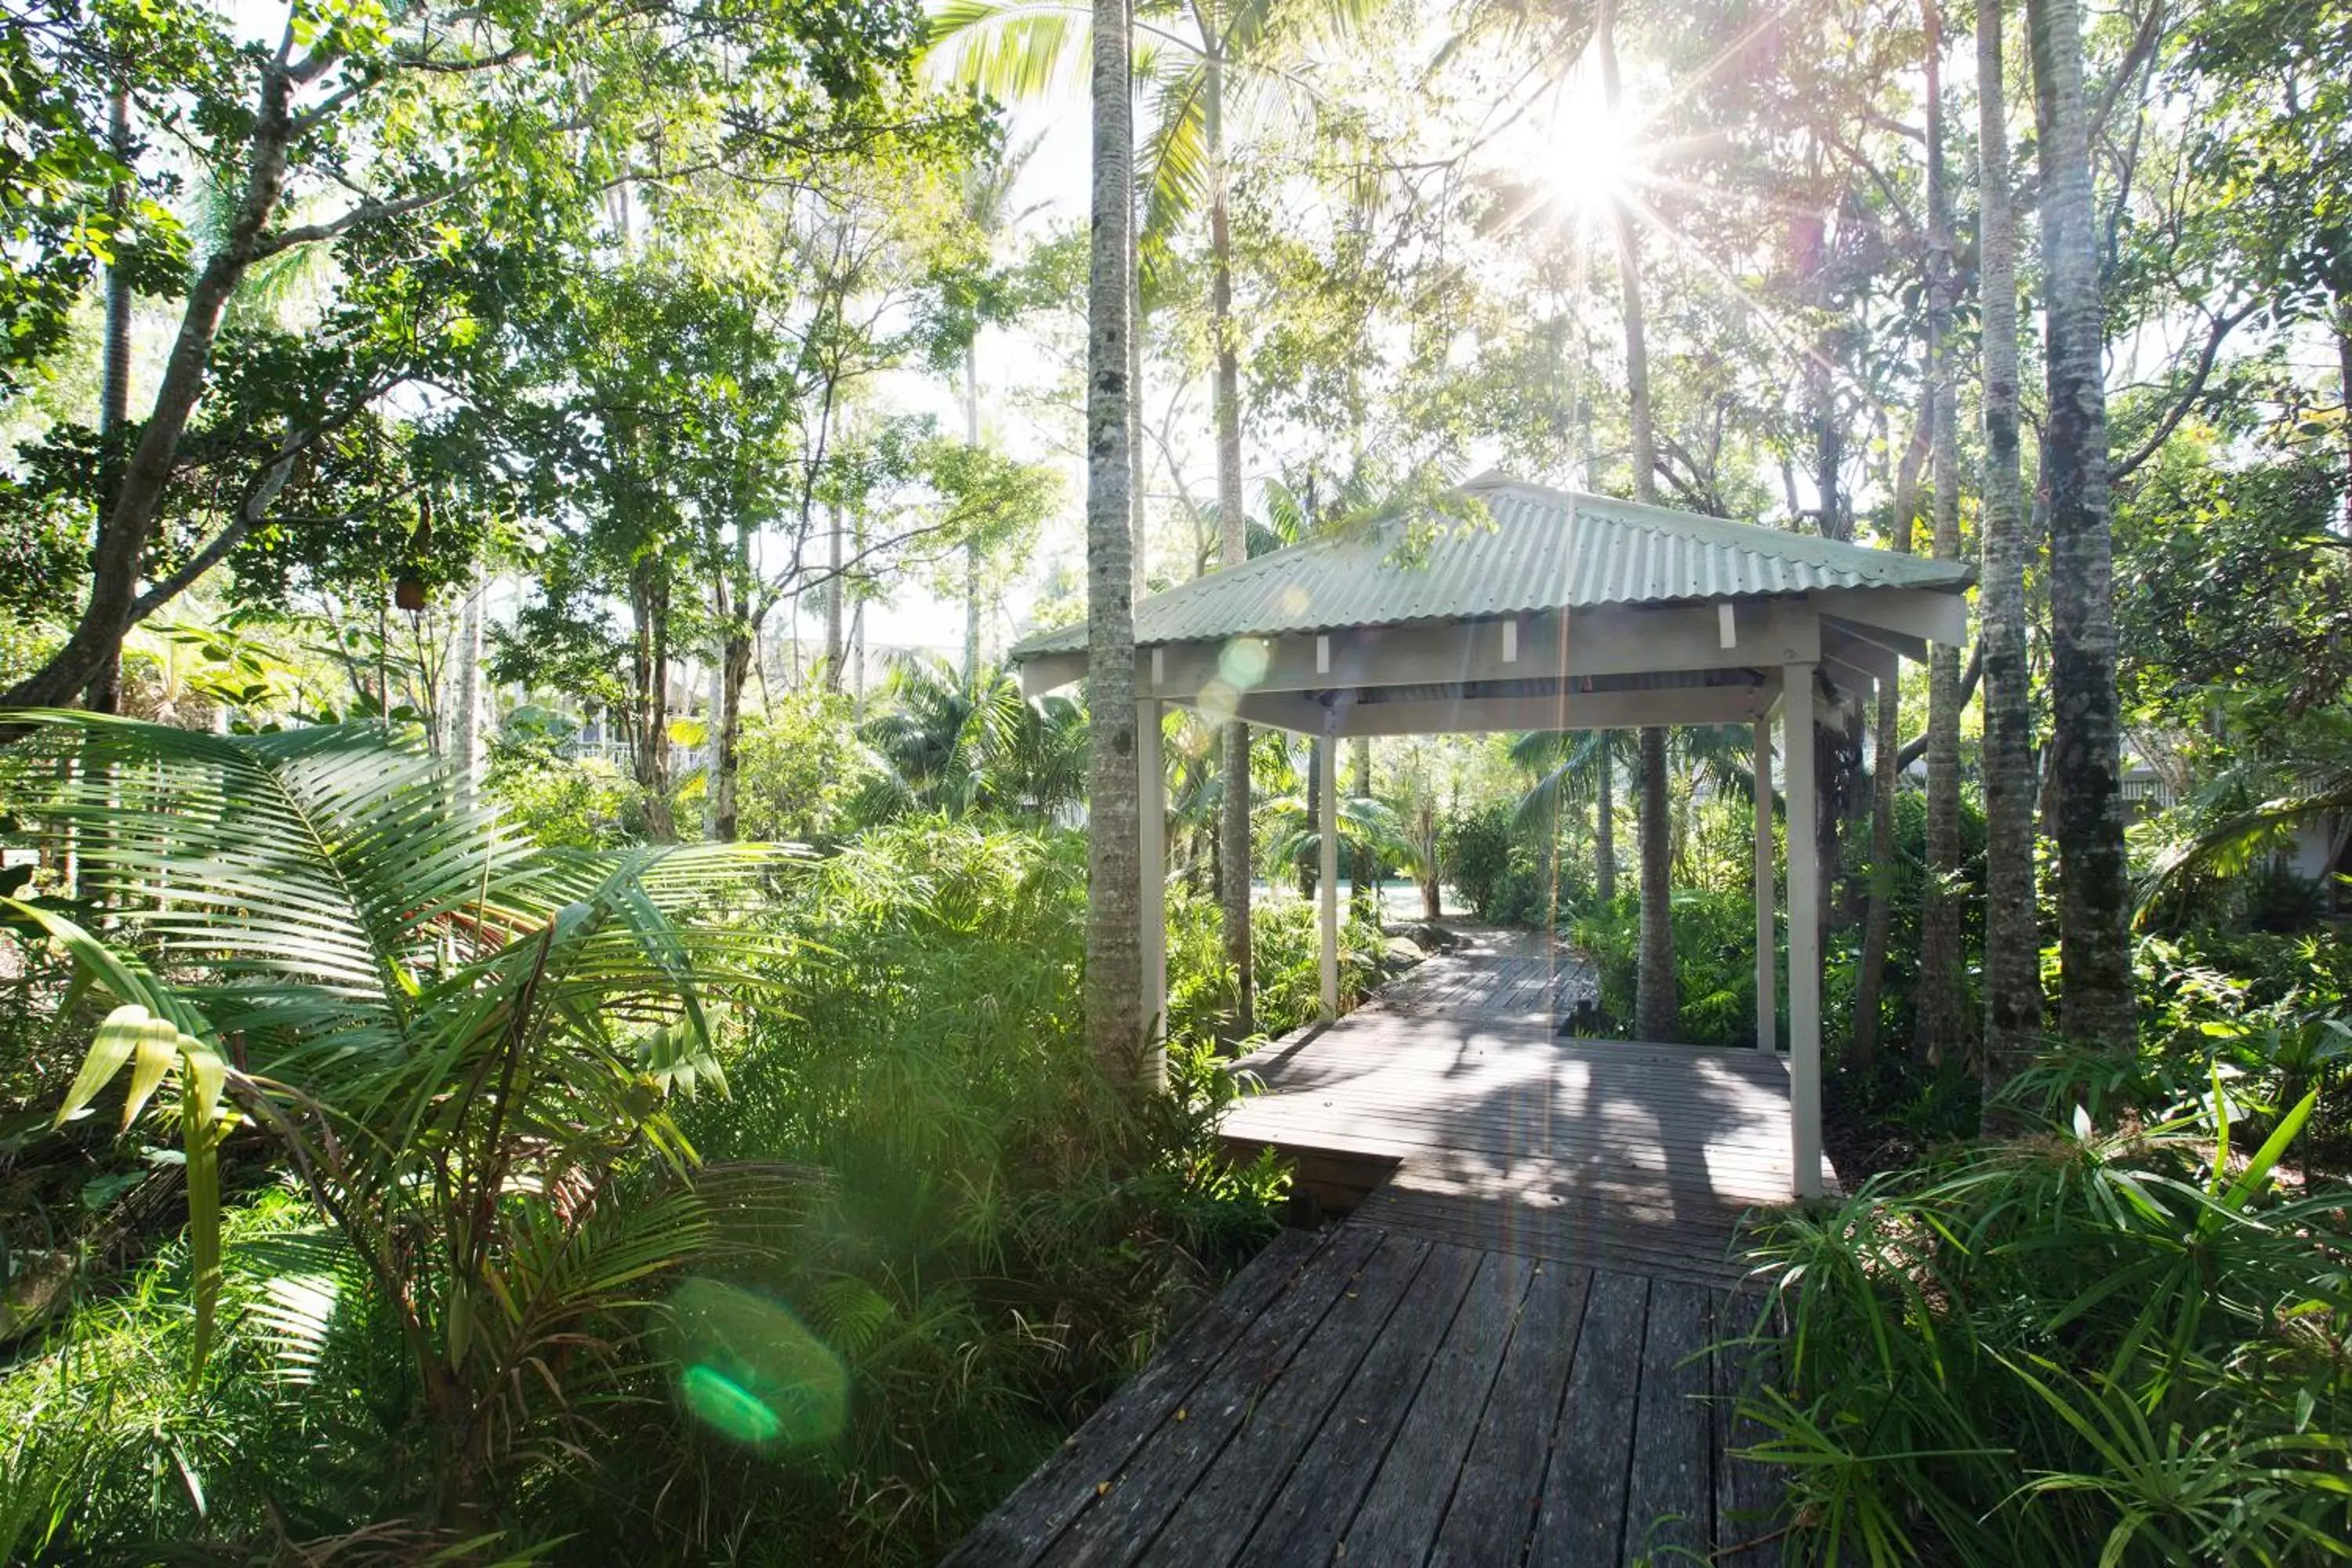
[929,0,1374,1046]
[1080,0,1147,1085]
[2027,0,2136,1053]
[5,715,789,1524]
[1917,1,1967,1065]
[858,655,1089,821]
[1595,0,1678,1044]
[1978,0,2042,1094]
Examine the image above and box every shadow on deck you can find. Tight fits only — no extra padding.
[946,934,1812,1566]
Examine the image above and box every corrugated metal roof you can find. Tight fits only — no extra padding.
[1010,474,1973,659]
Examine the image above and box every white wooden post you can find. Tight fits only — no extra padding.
[1138,697,1168,1087]
[1318,731,1340,1022]
[1753,713,1777,1055]
[1781,664,1823,1200]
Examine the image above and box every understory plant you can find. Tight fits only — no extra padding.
[1,714,790,1550]
[1742,1078,2352,1566]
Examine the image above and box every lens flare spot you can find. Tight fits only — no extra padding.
[1278,586,1311,616]
[667,1279,847,1449]
[1196,679,1239,725]
[1219,639,1271,689]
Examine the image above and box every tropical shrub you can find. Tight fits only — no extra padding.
[1744,1088,2352,1566]
[0,717,797,1552]
[1571,887,1760,1047]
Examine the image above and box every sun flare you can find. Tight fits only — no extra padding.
[1543,74,1643,220]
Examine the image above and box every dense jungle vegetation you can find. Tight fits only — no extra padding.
[3,0,2351,1561]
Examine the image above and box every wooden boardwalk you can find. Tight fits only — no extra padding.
[1229,935,1832,1287]
[949,934,1810,1566]
[943,1226,1785,1567]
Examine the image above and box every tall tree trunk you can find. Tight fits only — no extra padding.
[1855,413,1929,1068]
[452,576,486,808]
[1635,725,1677,1040]
[1917,0,1969,1066]
[85,75,134,713]
[1131,172,1149,607]
[1303,735,1325,897]
[963,348,984,690]
[1599,0,1677,1043]
[1980,0,2043,1092]
[6,53,303,709]
[1349,735,1372,916]
[1596,739,1618,902]
[1083,0,1145,1084]
[1207,42,1254,1040]
[823,503,844,689]
[2028,0,2136,1054]
[629,558,677,843]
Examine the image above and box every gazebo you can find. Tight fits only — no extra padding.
[1009,472,1971,1200]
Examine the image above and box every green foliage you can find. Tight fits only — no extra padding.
[1571,887,1760,1047]
[1745,1092,2352,1566]
[1,714,795,1538]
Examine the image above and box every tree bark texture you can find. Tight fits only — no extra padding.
[963,348,984,688]
[2028,0,2136,1054]
[1635,724,1678,1040]
[1918,1,1969,1066]
[7,54,303,710]
[86,76,135,713]
[1980,0,2045,1091]
[1855,410,1929,1068]
[1599,0,1677,1043]
[1083,0,1146,1083]
[1207,42,1254,1040]
[628,558,677,844]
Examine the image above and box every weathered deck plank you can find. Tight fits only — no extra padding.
[1340,1248,1534,1563]
[952,933,1806,1568]
[1232,1242,1484,1566]
[1425,1260,1593,1567]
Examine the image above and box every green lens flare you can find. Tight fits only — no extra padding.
[681,1363,785,1444]
[666,1279,848,1448]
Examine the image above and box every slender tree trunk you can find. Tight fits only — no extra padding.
[823,504,844,689]
[85,76,135,713]
[1635,726,1677,1040]
[629,559,677,843]
[963,348,984,690]
[1349,735,1372,916]
[713,542,750,844]
[8,56,303,710]
[1083,0,1145,1084]
[1131,172,1149,608]
[452,576,486,807]
[1304,735,1325,897]
[1855,414,1929,1068]
[1599,0,1677,1042]
[1918,0,1969,1066]
[2337,294,2352,537]
[1207,42,1254,1040]
[2028,0,2136,1054]
[1980,0,2044,1094]
[1596,740,1618,902]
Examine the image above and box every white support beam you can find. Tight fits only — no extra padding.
[1318,732,1339,1022]
[1138,698,1168,1088]
[1820,655,1878,707]
[1808,587,1968,648]
[1754,715,1777,1057]
[1210,693,1330,735]
[1015,601,1835,698]
[1334,683,1773,739]
[1144,603,1820,702]
[1820,624,1900,683]
[1782,662,1823,1200]
[1018,650,1088,696]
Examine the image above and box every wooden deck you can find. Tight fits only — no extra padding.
[943,1225,1785,1567]
[948,934,1812,1566]
[1229,937,1832,1287]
